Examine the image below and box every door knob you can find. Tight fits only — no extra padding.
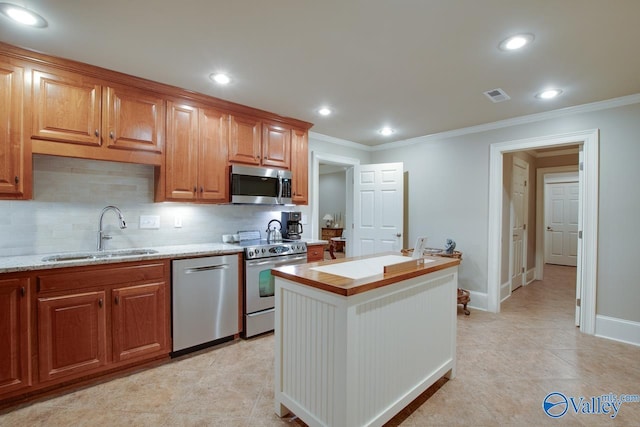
[546,226,553,231]
[396,233,402,237]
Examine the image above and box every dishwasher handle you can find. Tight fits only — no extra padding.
[184,264,229,274]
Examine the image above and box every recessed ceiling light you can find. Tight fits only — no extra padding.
[378,127,395,136]
[209,73,231,85]
[0,3,47,27]
[498,33,534,51]
[536,89,563,100]
[318,107,332,116]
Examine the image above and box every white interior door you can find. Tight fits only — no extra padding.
[352,163,404,256]
[545,180,579,266]
[510,158,528,291]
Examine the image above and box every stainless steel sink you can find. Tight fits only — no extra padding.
[42,249,159,262]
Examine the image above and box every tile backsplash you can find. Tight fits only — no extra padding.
[0,155,307,257]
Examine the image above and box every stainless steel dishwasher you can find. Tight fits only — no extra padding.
[172,255,239,352]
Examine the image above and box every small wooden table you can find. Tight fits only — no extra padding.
[328,237,347,259]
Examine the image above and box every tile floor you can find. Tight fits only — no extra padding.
[1,264,639,426]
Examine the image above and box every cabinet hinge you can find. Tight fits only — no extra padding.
[522,267,525,273]
[578,230,583,239]
[579,162,584,171]
[523,224,527,230]
[524,180,527,187]
[576,298,581,307]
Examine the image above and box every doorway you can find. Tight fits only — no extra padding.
[488,129,599,335]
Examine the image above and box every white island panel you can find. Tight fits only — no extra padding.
[274,266,458,427]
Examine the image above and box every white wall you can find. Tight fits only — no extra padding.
[319,170,346,231]
[371,101,640,324]
[0,155,306,256]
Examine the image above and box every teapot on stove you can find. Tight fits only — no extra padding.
[266,219,283,243]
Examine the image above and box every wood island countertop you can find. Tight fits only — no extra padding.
[271,252,460,296]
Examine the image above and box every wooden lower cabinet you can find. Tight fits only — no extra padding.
[0,278,30,396]
[37,291,107,383]
[0,260,172,405]
[112,282,167,363]
[306,243,324,262]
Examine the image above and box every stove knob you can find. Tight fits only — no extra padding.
[248,251,254,257]
[262,248,266,253]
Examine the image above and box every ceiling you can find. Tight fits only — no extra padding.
[1,1,639,146]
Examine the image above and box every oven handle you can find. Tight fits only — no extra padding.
[184,264,229,274]
[246,254,307,268]
[246,308,275,317]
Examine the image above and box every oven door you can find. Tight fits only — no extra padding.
[245,253,307,314]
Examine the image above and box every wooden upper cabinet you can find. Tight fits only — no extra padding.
[0,61,28,199]
[0,277,30,395]
[103,86,164,153]
[165,101,229,202]
[32,69,102,146]
[165,102,199,200]
[228,114,261,166]
[262,121,291,169]
[291,127,308,204]
[37,291,107,383]
[199,107,229,202]
[112,282,168,363]
[31,68,164,165]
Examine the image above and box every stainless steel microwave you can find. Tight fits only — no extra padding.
[230,165,292,205]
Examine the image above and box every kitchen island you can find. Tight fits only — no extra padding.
[271,253,460,427]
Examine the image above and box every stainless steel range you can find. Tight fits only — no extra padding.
[237,230,307,338]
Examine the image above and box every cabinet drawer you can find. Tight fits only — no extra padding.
[38,262,166,293]
[306,245,324,262]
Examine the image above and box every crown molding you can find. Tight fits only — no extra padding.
[308,132,371,151]
[371,93,640,151]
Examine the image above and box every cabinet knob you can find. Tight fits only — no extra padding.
[193,186,197,193]
[98,298,103,308]
[109,131,115,139]
[20,287,25,297]
[14,176,19,185]
[200,186,203,193]
[115,296,119,305]
[95,129,99,137]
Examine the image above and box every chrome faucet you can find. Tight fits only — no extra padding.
[97,205,127,251]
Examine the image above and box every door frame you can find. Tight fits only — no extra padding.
[488,129,599,335]
[311,151,360,243]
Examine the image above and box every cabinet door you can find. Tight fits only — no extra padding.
[262,122,291,169]
[103,86,164,153]
[291,128,308,204]
[38,291,107,382]
[199,107,229,202]
[32,69,102,146]
[0,278,30,395]
[112,282,168,363]
[228,114,261,165]
[0,62,26,198]
[165,101,198,200]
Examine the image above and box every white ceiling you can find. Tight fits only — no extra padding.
[2,0,639,146]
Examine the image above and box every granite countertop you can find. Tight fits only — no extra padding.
[0,239,330,274]
[272,252,460,296]
[0,243,244,274]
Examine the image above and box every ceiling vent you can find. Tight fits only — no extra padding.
[483,88,511,103]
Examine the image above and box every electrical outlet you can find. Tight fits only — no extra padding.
[139,215,160,229]
[174,216,183,228]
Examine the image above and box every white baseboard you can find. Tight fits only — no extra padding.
[500,281,510,302]
[467,290,488,312]
[595,315,640,347]
[526,268,536,284]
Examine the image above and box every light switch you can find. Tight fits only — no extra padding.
[139,215,160,229]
